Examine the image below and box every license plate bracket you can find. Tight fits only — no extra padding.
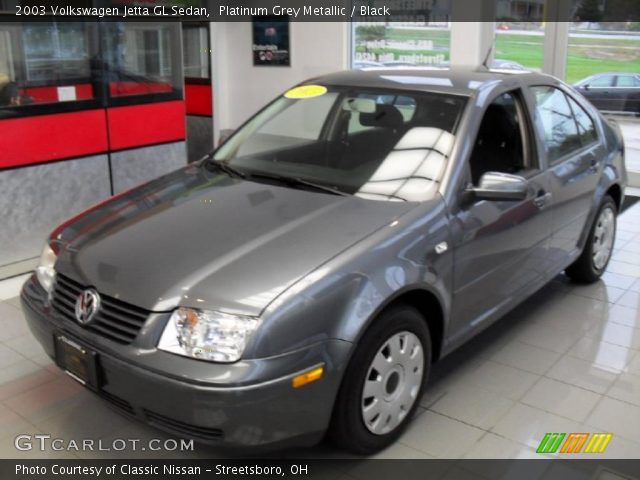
[54,334,100,390]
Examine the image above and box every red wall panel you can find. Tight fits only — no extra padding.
[0,110,108,168]
[106,101,186,151]
[185,84,213,116]
[22,84,94,103]
[109,82,173,97]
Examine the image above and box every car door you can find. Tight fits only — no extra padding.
[528,86,603,267]
[581,75,615,110]
[448,90,553,343]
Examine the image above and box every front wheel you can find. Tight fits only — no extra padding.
[566,195,617,283]
[328,305,431,454]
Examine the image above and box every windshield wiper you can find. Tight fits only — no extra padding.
[202,157,246,179]
[249,172,350,197]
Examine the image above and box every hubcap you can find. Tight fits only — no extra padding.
[592,206,615,271]
[361,331,424,435]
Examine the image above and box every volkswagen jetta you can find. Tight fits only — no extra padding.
[22,67,626,454]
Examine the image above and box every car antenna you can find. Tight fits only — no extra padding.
[481,44,493,70]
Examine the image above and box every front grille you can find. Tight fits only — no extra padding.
[51,274,149,344]
[144,410,224,441]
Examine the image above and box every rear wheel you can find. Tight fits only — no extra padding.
[328,305,431,454]
[566,195,617,283]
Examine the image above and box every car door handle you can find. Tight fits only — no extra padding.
[589,158,599,173]
[533,191,552,210]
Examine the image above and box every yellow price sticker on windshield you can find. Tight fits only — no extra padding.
[284,85,327,99]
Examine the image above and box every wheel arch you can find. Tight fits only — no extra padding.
[606,183,622,211]
[355,286,446,363]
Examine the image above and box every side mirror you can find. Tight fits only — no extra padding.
[470,172,529,201]
[583,84,590,91]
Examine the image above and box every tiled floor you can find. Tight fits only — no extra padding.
[0,202,639,460]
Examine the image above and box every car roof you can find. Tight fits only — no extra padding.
[586,72,640,78]
[306,67,554,97]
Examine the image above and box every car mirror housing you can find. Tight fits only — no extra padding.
[471,172,529,201]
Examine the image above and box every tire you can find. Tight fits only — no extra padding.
[328,304,431,455]
[566,195,617,283]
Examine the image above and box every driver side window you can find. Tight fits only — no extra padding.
[469,91,528,186]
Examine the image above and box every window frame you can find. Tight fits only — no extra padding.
[182,21,211,85]
[466,88,540,187]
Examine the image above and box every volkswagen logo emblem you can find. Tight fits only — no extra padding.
[75,289,101,325]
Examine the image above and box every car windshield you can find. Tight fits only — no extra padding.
[213,85,466,202]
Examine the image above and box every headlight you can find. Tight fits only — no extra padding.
[35,243,57,294]
[158,307,260,363]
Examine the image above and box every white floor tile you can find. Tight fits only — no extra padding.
[607,372,640,407]
[586,397,640,444]
[0,274,31,301]
[429,383,514,430]
[520,377,602,423]
[546,354,619,394]
[491,403,582,451]
[399,410,485,458]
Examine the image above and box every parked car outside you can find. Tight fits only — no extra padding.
[22,68,626,454]
[352,60,383,69]
[574,72,640,115]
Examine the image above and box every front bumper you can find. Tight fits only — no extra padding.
[21,276,352,450]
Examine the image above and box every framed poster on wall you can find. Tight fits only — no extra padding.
[252,16,290,66]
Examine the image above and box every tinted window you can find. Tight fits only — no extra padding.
[530,86,582,163]
[567,96,598,147]
[589,76,614,88]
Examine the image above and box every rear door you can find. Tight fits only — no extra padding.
[528,86,603,268]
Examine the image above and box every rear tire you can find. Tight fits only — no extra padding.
[566,195,617,283]
[328,305,431,455]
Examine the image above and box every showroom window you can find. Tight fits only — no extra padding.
[351,3,451,68]
[493,22,544,72]
[102,22,182,101]
[183,22,210,80]
[494,0,544,72]
[0,21,98,114]
[566,22,640,86]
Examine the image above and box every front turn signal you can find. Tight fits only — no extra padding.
[292,366,324,389]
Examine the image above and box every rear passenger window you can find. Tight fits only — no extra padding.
[616,75,635,87]
[567,96,598,147]
[530,86,582,164]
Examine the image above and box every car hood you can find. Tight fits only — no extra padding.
[54,164,417,315]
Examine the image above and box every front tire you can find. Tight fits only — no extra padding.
[328,305,431,454]
[566,195,617,283]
